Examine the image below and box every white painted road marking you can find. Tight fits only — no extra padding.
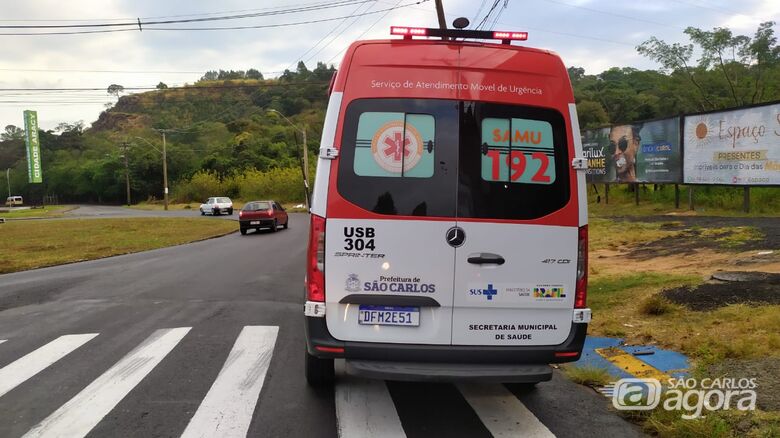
[0,339,6,345]
[23,327,191,438]
[458,383,555,438]
[335,362,406,438]
[0,334,98,398]
[180,326,279,438]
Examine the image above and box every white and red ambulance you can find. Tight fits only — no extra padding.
[304,24,591,385]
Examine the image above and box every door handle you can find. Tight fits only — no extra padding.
[467,253,505,265]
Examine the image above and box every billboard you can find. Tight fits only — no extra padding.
[23,110,42,184]
[582,117,681,183]
[683,103,780,185]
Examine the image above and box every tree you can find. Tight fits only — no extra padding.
[245,68,263,80]
[1,125,24,141]
[637,37,714,110]
[107,84,125,100]
[684,26,750,106]
[156,82,168,89]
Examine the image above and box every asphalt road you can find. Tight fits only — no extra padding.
[0,212,644,438]
[62,204,234,219]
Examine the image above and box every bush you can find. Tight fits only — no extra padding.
[171,170,224,203]
[639,294,676,316]
[172,166,308,204]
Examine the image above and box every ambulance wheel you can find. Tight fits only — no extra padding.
[305,351,334,386]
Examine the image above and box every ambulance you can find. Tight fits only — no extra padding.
[304,24,591,385]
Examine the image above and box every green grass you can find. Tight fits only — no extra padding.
[0,205,71,219]
[0,218,237,274]
[562,365,615,387]
[588,185,780,217]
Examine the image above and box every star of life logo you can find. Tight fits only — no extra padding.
[371,121,424,173]
[600,377,757,419]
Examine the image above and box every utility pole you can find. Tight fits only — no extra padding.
[121,142,130,206]
[161,131,169,211]
[268,109,310,209]
[6,168,10,199]
[301,124,310,209]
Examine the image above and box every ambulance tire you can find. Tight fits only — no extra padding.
[305,350,335,386]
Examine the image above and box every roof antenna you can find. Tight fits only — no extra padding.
[452,17,469,29]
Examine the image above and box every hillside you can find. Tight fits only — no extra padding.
[1,62,334,204]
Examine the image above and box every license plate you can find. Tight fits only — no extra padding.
[250,221,260,225]
[358,305,419,326]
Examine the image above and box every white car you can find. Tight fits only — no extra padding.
[199,197,233,216]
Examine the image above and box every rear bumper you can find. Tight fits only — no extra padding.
[346,360,552,383]
[239,219,273,228]
[305,315,588,365]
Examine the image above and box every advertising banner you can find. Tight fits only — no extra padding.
[23,110,43,184]
[683,103,780,185]
[582,117,681,183]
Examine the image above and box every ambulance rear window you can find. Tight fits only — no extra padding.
[458,102,570,220]
[353,112,435,178]
[338,99,459,217]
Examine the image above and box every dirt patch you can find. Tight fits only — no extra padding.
[622,215,780,252]
[662,272,780,311]
[708,358,780,411]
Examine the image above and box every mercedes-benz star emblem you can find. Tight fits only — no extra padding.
[446,226,465,247]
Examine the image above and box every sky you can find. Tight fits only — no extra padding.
[0,0,778,130]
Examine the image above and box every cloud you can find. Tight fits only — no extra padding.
[1,0,776,129]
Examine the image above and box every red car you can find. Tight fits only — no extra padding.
[238,201,289,235]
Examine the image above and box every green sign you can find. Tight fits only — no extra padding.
[24,110,42,183]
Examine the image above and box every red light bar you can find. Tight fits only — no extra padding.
[390,26,428,37]
[493,31,528,41]
[390,26,528,44]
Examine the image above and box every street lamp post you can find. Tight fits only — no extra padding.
[268,109,310,209]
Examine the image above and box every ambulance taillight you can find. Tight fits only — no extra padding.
[307,214,326,302]
[575,225,588,308]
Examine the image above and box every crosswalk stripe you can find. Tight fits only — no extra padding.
[0,334,98,398]
[458,383,555,438]
[22,327,191,438]
[180,326,279,438]
[335,364,406,438]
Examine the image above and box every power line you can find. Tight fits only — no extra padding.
[0,67,286,75]
[285,1,374,71]
[0,1,429,36]
[536,0,682,30]
[0,81,330,92]
[0,0,372,29]
[304,2,375,65]
[326,0,405,64]
[0,0,354,22]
